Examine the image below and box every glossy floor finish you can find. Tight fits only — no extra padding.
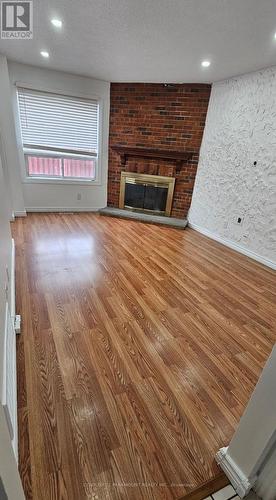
[13,213,276,500]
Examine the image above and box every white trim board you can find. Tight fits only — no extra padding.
[188,222,276,270]
[25,207,101,213]
[216,447,257,498]
[13,211,26,217]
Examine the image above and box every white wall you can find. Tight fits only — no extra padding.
[0,154,12,390]
[0,143,24,499]
[8,61,110,212]
[256,440,276,500]
[227,345,276,478]
[217,345,276,498]
[189,66,276,269]
[0,405,25,499]
[0,55,25,217]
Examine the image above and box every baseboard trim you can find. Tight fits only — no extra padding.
[13,210,27,217]
[216,447,256,498]
[178,471,229,500]
[188,222,276,270]
[25,207,101,213]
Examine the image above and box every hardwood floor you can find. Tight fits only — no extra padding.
[13,213,276,500]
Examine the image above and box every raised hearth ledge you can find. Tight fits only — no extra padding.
[99,207,188,229]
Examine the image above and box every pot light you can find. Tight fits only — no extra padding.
[274,32,276,39]
[40,50,49,58]
[201,60,211,68]
[51,18,62,28]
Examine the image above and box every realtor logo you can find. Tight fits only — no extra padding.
[1,0,33,38]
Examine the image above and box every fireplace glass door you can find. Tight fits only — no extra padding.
[120,172,175,216]
[125,182,168,214]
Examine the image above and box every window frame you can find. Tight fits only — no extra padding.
[15,83,104,186]
[24,148,98,182]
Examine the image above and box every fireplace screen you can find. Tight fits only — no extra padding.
[119,172,175,216]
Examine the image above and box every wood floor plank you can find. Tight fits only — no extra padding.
[12,213,276,500]
[17,407,33,499]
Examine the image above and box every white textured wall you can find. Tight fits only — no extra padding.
[189,66,276,267]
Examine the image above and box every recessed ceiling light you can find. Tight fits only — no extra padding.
[274,32,276,39]
[51,18,62,28]
[40,50,49,58]
[201,60,211,68]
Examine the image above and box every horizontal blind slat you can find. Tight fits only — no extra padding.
[17,88,99,154]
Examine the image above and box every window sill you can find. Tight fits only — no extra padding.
[22,177,102,186]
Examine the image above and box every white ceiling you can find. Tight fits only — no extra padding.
[1,0,276,83]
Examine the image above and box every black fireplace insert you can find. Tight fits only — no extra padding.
[124,181,168,214]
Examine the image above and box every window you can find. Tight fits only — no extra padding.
[17,87,99,181]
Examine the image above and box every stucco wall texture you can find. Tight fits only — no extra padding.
[189,66,276,264]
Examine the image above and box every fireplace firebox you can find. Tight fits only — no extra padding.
[119,172,175,216]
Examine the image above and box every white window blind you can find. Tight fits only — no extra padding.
[17,87,99,156]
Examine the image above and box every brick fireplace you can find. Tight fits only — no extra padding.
[108,83,211,218]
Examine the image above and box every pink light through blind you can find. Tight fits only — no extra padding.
[28,156,95,179]
[28,156,62,176]
[63,158,95,178]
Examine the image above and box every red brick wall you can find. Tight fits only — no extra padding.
[108,83,211,218]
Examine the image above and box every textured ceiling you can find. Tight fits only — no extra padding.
[1,0,276,83]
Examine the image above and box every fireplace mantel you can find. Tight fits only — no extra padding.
[112,145,194,172]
